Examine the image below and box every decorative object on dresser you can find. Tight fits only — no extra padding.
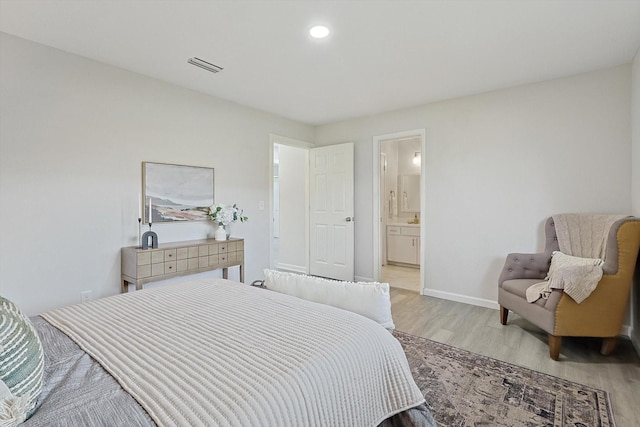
[142,162,214,223]
[208,203,248,241]
[140,221,158,249]
[121,238,244,292]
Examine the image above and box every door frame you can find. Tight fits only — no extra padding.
[269,134,313,272]
[372,129,426,293]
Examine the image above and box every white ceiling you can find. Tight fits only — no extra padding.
[2,0,640,125]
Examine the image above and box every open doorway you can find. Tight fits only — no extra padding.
[269,135,312,274]
[372,130,426,293]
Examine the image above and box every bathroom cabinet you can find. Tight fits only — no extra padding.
[386,225,420,266]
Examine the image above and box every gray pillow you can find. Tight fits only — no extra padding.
[0,296,44,424]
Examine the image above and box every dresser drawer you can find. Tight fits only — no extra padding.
[188,257,199,270]
[236,241,244,251]
[137,252,151,266]
[219,254,228,263]
[227,251,237,262]
[198,256,208,268]
[198,245,209,257]
[151,263,164,276]
[137,264,151,278]
[208,254,219,266]
[164,249,177,262]
[176,259,188,272]
[208,244,219,255]
[227,242,237,252]
[176,248,188,260]
[219,244,228,253]
[188,247,199,258]
[151,251,164,264]
[164,261,177,274]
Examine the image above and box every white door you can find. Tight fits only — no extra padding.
[309,143,354,281]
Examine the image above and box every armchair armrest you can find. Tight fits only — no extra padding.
[498,252,551,286]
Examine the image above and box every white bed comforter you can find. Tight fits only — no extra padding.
[42,279,424,427]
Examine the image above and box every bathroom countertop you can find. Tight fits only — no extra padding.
[386,221,420,227]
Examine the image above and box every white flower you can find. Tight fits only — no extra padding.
[208,203,248,225]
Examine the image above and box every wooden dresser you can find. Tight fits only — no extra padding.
[121,238,244,293]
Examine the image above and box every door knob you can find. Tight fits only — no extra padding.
[346,217,354,222]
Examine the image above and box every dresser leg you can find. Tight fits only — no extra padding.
[121,279,128,293]
[223,267,229,279]
[240,264,244,283]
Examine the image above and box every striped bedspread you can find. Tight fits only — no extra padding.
[42,279,425,427]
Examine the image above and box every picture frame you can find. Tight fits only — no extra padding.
[142,162,214,223]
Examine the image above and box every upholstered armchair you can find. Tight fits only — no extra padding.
[498,216,640,360]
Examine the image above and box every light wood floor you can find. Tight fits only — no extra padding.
[382,264,420,292]
[390,288,640,426]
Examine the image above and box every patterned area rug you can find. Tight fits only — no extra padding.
[394,331,615,427]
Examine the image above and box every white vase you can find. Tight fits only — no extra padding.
[214,224,227,241]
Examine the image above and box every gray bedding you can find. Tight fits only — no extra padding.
[26,316,436,426]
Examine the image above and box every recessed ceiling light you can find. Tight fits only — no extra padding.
[309,25,330,39]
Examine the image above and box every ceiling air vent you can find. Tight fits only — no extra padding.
[187,57,223,73]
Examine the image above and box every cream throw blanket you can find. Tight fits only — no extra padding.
[526,214,626,304]
[552,214,627,259]
[42,279,424,427]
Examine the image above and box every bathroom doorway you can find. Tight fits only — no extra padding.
[372,130,426,293]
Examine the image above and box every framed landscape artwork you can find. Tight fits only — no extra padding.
[142,162,214,223]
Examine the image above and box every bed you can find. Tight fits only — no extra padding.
[17,278,435,426]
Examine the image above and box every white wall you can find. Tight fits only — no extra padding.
[316,65,632,306]
[0,33,314,315]
[276,144,307,272]
[631,50,640,348]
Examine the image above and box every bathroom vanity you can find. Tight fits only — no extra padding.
[386,223,420,266]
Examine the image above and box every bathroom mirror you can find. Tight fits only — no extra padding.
[400,175,420,212]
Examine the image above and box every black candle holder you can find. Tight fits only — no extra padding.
[141,222,158,249]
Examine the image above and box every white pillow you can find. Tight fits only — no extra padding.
[263,269,395,330]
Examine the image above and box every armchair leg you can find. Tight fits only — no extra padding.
[600,337,617,356]
[548,335,561,361]
[499,306,509,325]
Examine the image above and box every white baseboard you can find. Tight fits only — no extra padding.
[355,275,375,282]
[275,263,306,274]
[619,324,631,337]
[419,289,636,340]
[631,328,640,355]
[420,288,500,310]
